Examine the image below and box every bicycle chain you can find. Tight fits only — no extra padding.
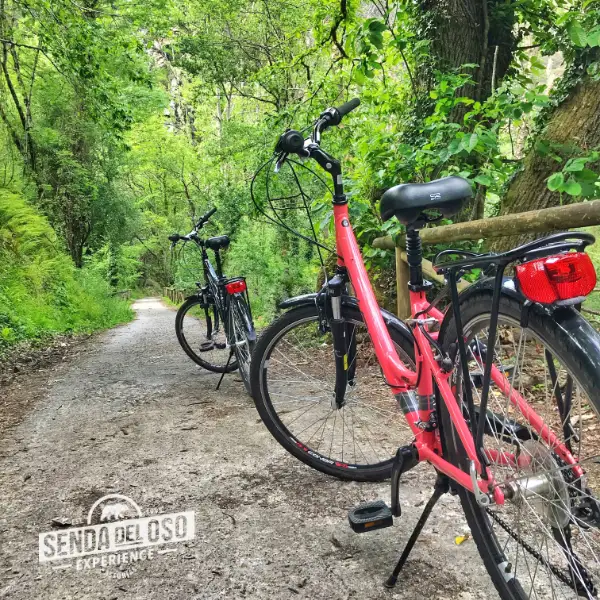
[486,507,596,595]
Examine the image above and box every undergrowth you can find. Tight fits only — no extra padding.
[0,190,133,355]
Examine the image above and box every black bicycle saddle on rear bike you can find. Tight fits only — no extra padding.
[206,235,230,250]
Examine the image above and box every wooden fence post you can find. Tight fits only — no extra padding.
[395,247,411,319]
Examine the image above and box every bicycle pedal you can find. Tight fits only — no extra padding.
[199,342,215,352]
[469,370,483,387]
[348,500,393,533]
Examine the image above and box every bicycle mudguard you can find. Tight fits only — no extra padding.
[454,276,526,306]
[551,305,600,375]
[278,293,324,310]
[278,293,415,346]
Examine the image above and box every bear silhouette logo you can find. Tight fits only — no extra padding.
[100,502,133,522]
[87,494,143,526]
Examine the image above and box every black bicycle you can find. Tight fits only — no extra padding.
[169,208,256,393]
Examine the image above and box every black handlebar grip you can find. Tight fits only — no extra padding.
[278,130,305,154]
[168,234,180,242]
[197,207,217,228]
[336,98,360,118]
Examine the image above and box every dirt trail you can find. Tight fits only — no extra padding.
[0,298,495,600]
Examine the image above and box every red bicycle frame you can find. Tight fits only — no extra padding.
[333,203,582,505]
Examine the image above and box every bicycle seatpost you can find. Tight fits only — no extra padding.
[213,249,224,278]
[405,228,424,289]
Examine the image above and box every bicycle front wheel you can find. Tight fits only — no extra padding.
[439,288,600,600]
[250,302,415,481]
[175,296,238,373]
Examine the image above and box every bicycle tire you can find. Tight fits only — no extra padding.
[175,296,238,373]
[228,294,256,395]
[438,288,600,599]
[250,302,415,482]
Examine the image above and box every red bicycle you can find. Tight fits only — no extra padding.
[250,98,600,599]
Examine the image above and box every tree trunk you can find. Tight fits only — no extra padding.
[418,0,515,116]
[415,0,516,220]
[490,75,600,250]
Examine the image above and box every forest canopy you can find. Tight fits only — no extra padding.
[0,0,599,346]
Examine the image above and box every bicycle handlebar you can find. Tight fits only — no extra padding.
[274,98,361,158]
[319,98,361,130]
[336,97,361,118]
[196,207,217,229]
[168,207,217,247]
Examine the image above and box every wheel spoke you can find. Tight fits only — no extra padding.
[450,311,600,598]
[258,312,414,471]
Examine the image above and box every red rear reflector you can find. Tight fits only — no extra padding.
[515,253,596,304]
[225,279,247,294]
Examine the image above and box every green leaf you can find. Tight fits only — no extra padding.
[578,168,599,183]
[587,26,600,47]
[547,172,564,191]
[353,69,366,85]
[564,179,583,196]
[567,20,588,48]
[465,133,478,152]
[536,140,551,156]
[474,174,492,186]
[367,19,387,33]
[588,62,600,80]
[564,157,588,172]
[530,55,545,73]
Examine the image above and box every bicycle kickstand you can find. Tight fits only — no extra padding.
[385,473,450,588]
[215,349,235,391]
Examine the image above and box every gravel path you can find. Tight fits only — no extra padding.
[0,298,497,600]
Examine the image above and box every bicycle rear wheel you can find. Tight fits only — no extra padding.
[249,302,415,481]
[228,294,256,395]
[439,289,600,599]
[175,296,238,373]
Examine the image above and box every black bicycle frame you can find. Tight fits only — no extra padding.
[184,237,228,342]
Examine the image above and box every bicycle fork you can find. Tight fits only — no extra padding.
[327,272,355,409]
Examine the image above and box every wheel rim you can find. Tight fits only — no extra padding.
[259,314,415,470]
[180,302,233,369]
[457,313,600,599]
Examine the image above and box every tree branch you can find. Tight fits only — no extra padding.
[0,38,43,51]
[476,0,490,101]
[329,0,349,59]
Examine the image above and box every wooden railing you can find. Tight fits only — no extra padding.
[163,287,193,305]
[372,200,600,318]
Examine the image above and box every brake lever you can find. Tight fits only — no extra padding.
[274,152,288,173]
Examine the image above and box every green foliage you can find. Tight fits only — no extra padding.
[1,0,600,330]
[223,218,319,325]
[0,190,132,352]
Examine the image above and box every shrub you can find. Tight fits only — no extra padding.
[0,190,133,353]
